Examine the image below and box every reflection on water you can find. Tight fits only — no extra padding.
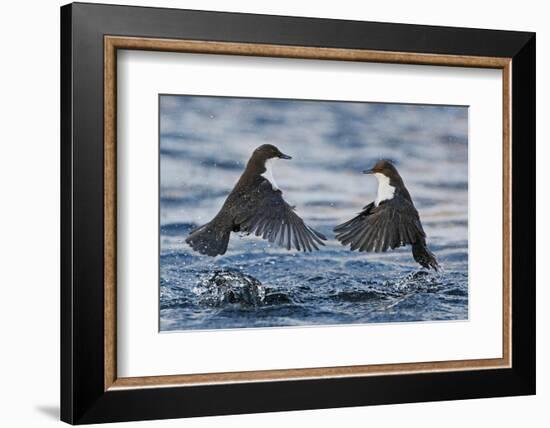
[159,95,468,331]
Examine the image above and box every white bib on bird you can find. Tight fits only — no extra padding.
[261,159,279,191]
[374,173,395,206]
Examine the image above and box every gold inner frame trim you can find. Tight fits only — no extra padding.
[104,35,512,391]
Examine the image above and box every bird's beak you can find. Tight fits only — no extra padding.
[279,153,292,160]
[363,168,374,174]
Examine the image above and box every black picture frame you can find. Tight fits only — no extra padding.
[61,2,535,424]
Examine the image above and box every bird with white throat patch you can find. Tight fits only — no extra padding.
[186,144,326,256]
[334,159,439,270]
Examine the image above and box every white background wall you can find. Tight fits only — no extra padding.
[0,0,545,426]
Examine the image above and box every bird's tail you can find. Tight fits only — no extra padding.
[185,219,231,257]
[412,240,439,271]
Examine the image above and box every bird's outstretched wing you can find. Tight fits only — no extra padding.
[333,196,425,252]
[233,180,326,251]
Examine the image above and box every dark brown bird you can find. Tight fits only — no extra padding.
[186,144,326,256]
[333,160,439,270]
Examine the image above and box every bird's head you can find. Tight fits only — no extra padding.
[253,144,292,161]
[363,159,399,179]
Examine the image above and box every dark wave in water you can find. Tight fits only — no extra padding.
[185,270,448,309]
[159,248,468,331]
[159,96,468,331]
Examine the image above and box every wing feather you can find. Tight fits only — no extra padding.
[236,180,326,252]
[334,196,425,253]
[285,221,292,250]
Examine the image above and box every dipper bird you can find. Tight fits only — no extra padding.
[333,160,439,270]
[186,144,326,256]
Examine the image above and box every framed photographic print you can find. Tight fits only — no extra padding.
[60,2,535,424]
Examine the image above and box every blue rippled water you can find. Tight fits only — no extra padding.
[159,95,468,331]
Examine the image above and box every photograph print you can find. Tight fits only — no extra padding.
[159,94,468,332]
